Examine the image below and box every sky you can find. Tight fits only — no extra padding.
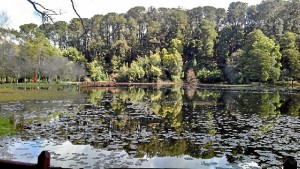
[0,0,263,30]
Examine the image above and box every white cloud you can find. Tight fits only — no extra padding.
[0,0,262,30]
[0,0,41,29]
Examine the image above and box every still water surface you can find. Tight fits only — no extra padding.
[0,86,299,168]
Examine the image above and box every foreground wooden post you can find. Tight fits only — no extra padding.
[0,151,50,169]
[38,151,50,169]
[284,156,297,169]
[0,159,36,169]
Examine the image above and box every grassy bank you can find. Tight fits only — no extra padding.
[0,116,16,136]
[0,83,82,103]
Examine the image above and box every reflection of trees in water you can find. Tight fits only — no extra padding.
[34,87,299,158]
[107,86,184,130]
[196,90,221,101]
[280,93,300,117]
[257,92,281,119]
[159,87,183,128]
[119,87,146,103]
[219,91,281,133]
[86,89,106,105]
[136,135,187,158]
[185,86,196,99]
[206,112,217,136]
[257,92,281,133]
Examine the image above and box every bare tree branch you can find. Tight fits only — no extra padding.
[27,0,62,23]
[70,0,87,34]
[0,11,9,28]
[27,0,87,35]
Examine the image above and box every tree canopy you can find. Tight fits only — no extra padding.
[1,0,300,84]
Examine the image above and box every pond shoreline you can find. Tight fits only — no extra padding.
[80,82,300,92]
[1,82,299,92]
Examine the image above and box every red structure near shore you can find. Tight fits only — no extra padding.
[0,151,52,169]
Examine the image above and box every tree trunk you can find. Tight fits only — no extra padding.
[16,74,19,84]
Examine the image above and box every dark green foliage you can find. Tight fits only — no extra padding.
[239,30,281,83]
[1,1,300,84]
[280,32,300,82]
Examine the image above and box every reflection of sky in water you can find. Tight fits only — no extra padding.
[146,156,230,169]
[7,139,260,168]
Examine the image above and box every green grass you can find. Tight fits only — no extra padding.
[0,82,62,88]
[0,116,16,136]
[0,84,82,102]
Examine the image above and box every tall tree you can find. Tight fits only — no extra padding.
[282,0,300,34]
[215,25,244,82]
[239,29,281,83]
[162,39,183,82]
[160,8,189,48]
[53,21,68,50]
[255,0,286,39]
[88,15,105,61]
[280,32,300,83]
[126,6,147,49]
[19,24,62,79]
[227,2,248,27]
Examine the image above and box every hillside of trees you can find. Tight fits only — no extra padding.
[0,0,300,84]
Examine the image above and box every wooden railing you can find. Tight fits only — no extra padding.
[0,151,297,169]
[0,151,65,169]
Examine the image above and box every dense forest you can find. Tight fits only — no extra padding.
[0,0,300,84]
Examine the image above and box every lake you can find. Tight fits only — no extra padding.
[0,85,299,168]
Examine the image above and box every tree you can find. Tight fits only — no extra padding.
[53,21,68,49]
[239,29,281,83]
[20,2,300,84]
[185,69,198,86]
[281,49,300,83]
[7,55,32,84]
[227,2,248,27]
[0,11,9,28]
[0,39,33,83]
[68,18,85,51]
[185,19,221,82]
[282,0,300,34]
[187,6,204,33]
[126,6,146,48]
[20,30,62,80]
[186,19,217,66]
[149,52,162,82]
[280,32,300,83]
[72,62,86,82]
[280,32,297,50]
[224,49,243,84]
[215,25,244,83]
[127,60,145,82]
[203,6,217,24]
[63,47,86,63]
[215,25,244,66]
[161,39,183,82]
[40,56,69,83]
[160,8,189,48]
[111,55,121,74]
[86,60,107,81]
[255,0,286,39]
[19,23,39,38]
